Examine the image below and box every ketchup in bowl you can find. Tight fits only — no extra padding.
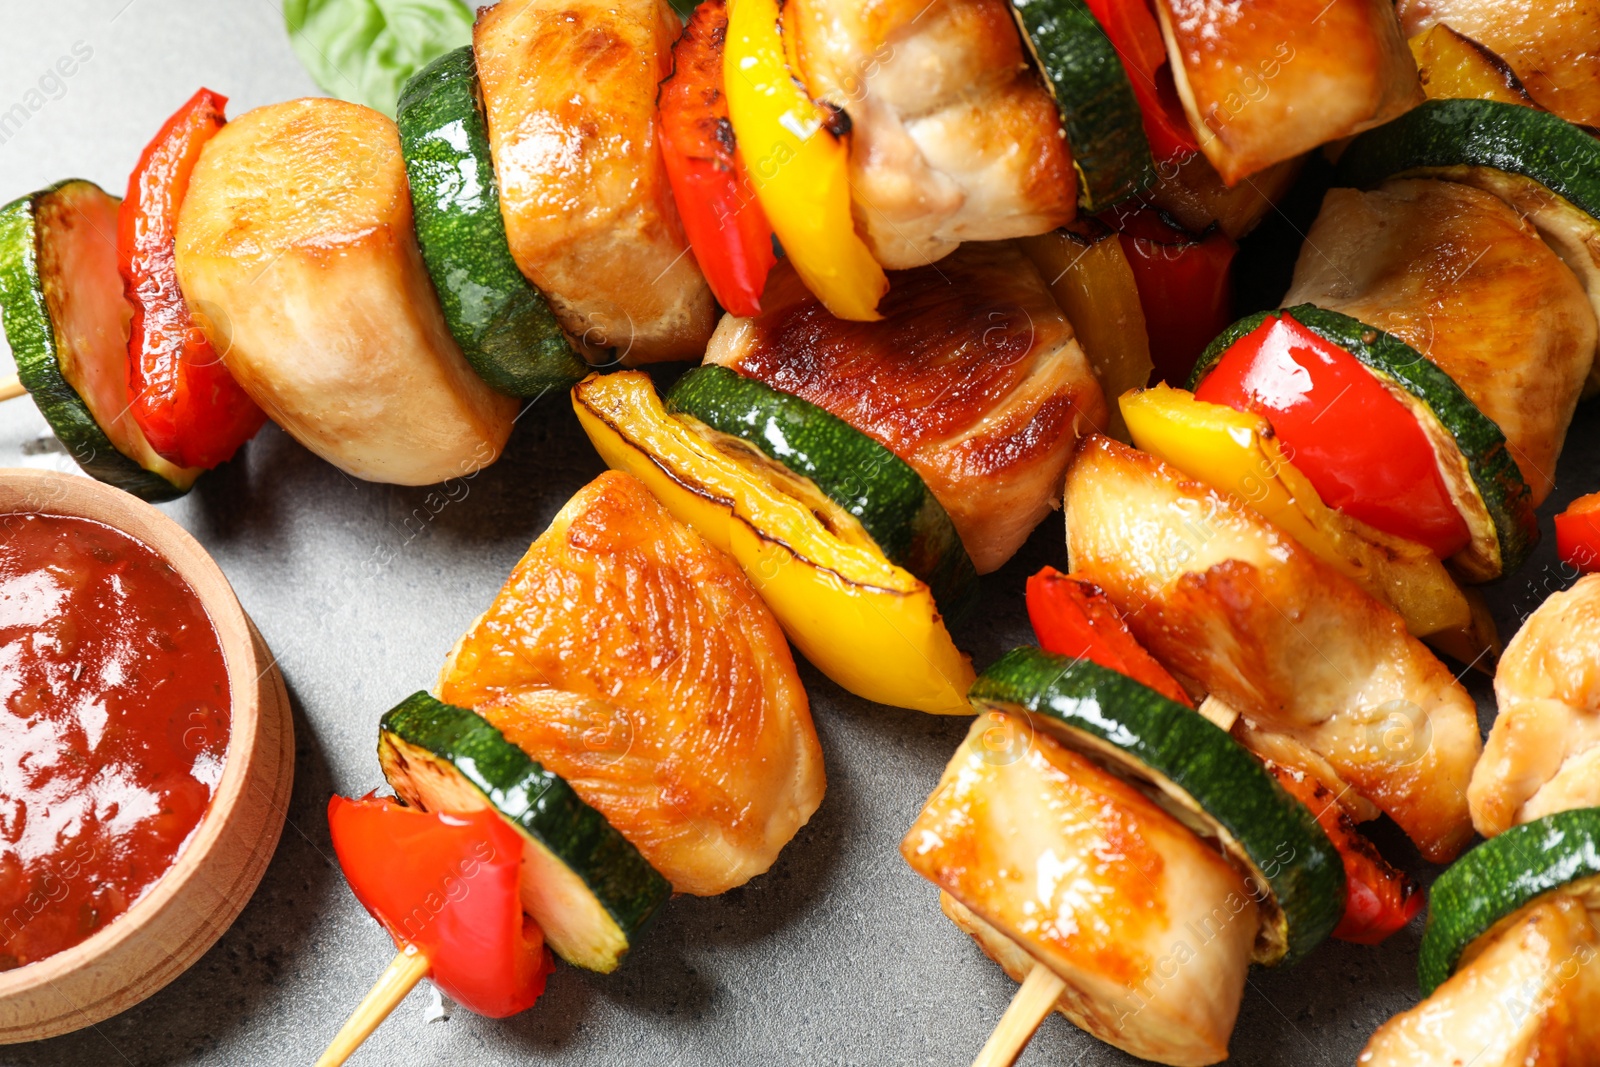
[0,513,230,970]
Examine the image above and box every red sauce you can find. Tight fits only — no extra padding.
[0,513,229,970]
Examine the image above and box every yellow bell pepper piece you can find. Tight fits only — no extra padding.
[1410,25,1538,108]
[573,372,973,714]
[723,0,887,322]
[1121,384,1472,638]
[1019,223,1151,443]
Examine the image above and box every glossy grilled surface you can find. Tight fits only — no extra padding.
[378,692,670,973]
[1365,893,1600,1065]
[173,98,518,486]
[573,370,975,715]
[1064,435,1483,864]
[1156,0,1420,183]
[705,242,1107,574]
[968,648,1343,966]
[1397,0,1600,126]
[395,46,585,396]
[1286,178,1596,508]
[1192,305,1537,581]
[436,470,825,897]
[664,365,978,622]
[904,713,1258,1066]
[1418,808,1600,992]
[474,0,714,363]
[786,0,1076,269]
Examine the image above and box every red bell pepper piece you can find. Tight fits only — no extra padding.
[1081,0,1200,164]
[659,0,777,317]
[1556,493,1600,573]
[118,88,265,470]
[1108,207,1235,386]
[1026,567,1192,707]
[1263,762,1422,945]
[1195,313,1472,559]
[327,795,552,1018]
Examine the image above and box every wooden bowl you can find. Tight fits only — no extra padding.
[0,469,294,1043]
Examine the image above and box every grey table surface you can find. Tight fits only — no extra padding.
[0,3,1593,1064]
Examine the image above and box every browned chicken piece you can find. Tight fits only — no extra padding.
[1144,153,1305,240]
[175,99,519,486]
[1286,178,1597,505]
[704,243,1107,573]
[436,471,825,896]
[1470,574,1600,836]
[785,0,1076,269]
[1064,436,1482,863]
[1397,0,1600,126]
[904,713,1258,1067]
[1156,0,1421,184]
[1359,895,1600,1066]
[474,0,716,364]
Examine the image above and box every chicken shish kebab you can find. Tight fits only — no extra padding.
[1161,96,1600,596]
[903,643,1344,1066]
[573,368,978,714]
[317,470,823,1059]
[0,0,1456,498]
[1360,580,1600,1066]
[900,425,1498,1064]
[704,242,1109,574]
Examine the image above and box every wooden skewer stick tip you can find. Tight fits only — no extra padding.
[314,948,431,1067]
[971,963,1067,1067]
[0,374,26,403]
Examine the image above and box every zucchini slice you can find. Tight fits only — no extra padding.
[1337,98,1600,394]
[396,47,586,398]
[1190,305,1537,580]
[664,366,978,623]
[968,647,1346,966]
[378,692,670,974]
[1419,807,1600,994]
[1338,99,1600,228]
[574,371,974,715]
[0,180,200,501]
[1011,0,1154,212]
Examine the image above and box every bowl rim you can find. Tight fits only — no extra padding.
[0,468,268,996]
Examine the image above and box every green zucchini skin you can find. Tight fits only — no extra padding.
[378,692,670,971]
[1419,808,1600,995]
[1189,304,1537,578]
[969,647,1345,967]
[1337,99,1600,226]
[396,47,586,398]
[1012,0,1154,213]
[0,180,195,502]
[665,365,979,623]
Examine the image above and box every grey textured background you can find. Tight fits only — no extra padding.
[0,3,1593,1064]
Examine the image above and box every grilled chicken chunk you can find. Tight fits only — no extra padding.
[175,99,518,485]
[1397,0,1600,126]
[1286,179,1597,506]
[1064,436,1481,862]
[904,713,1258,1067]
[704,243,1107,573]
[785,0,1076,269]
[436,471,825,896]
[1470,575,1600,836]
[1156,0,1420,184]
[1360,894,1600,1066]
[474,0,715,363]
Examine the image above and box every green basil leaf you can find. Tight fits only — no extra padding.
[284,0,474,118]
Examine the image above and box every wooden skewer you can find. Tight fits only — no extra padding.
[0,374,25,402]
[971,964,1067,1067]
[314,948,431,1067]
